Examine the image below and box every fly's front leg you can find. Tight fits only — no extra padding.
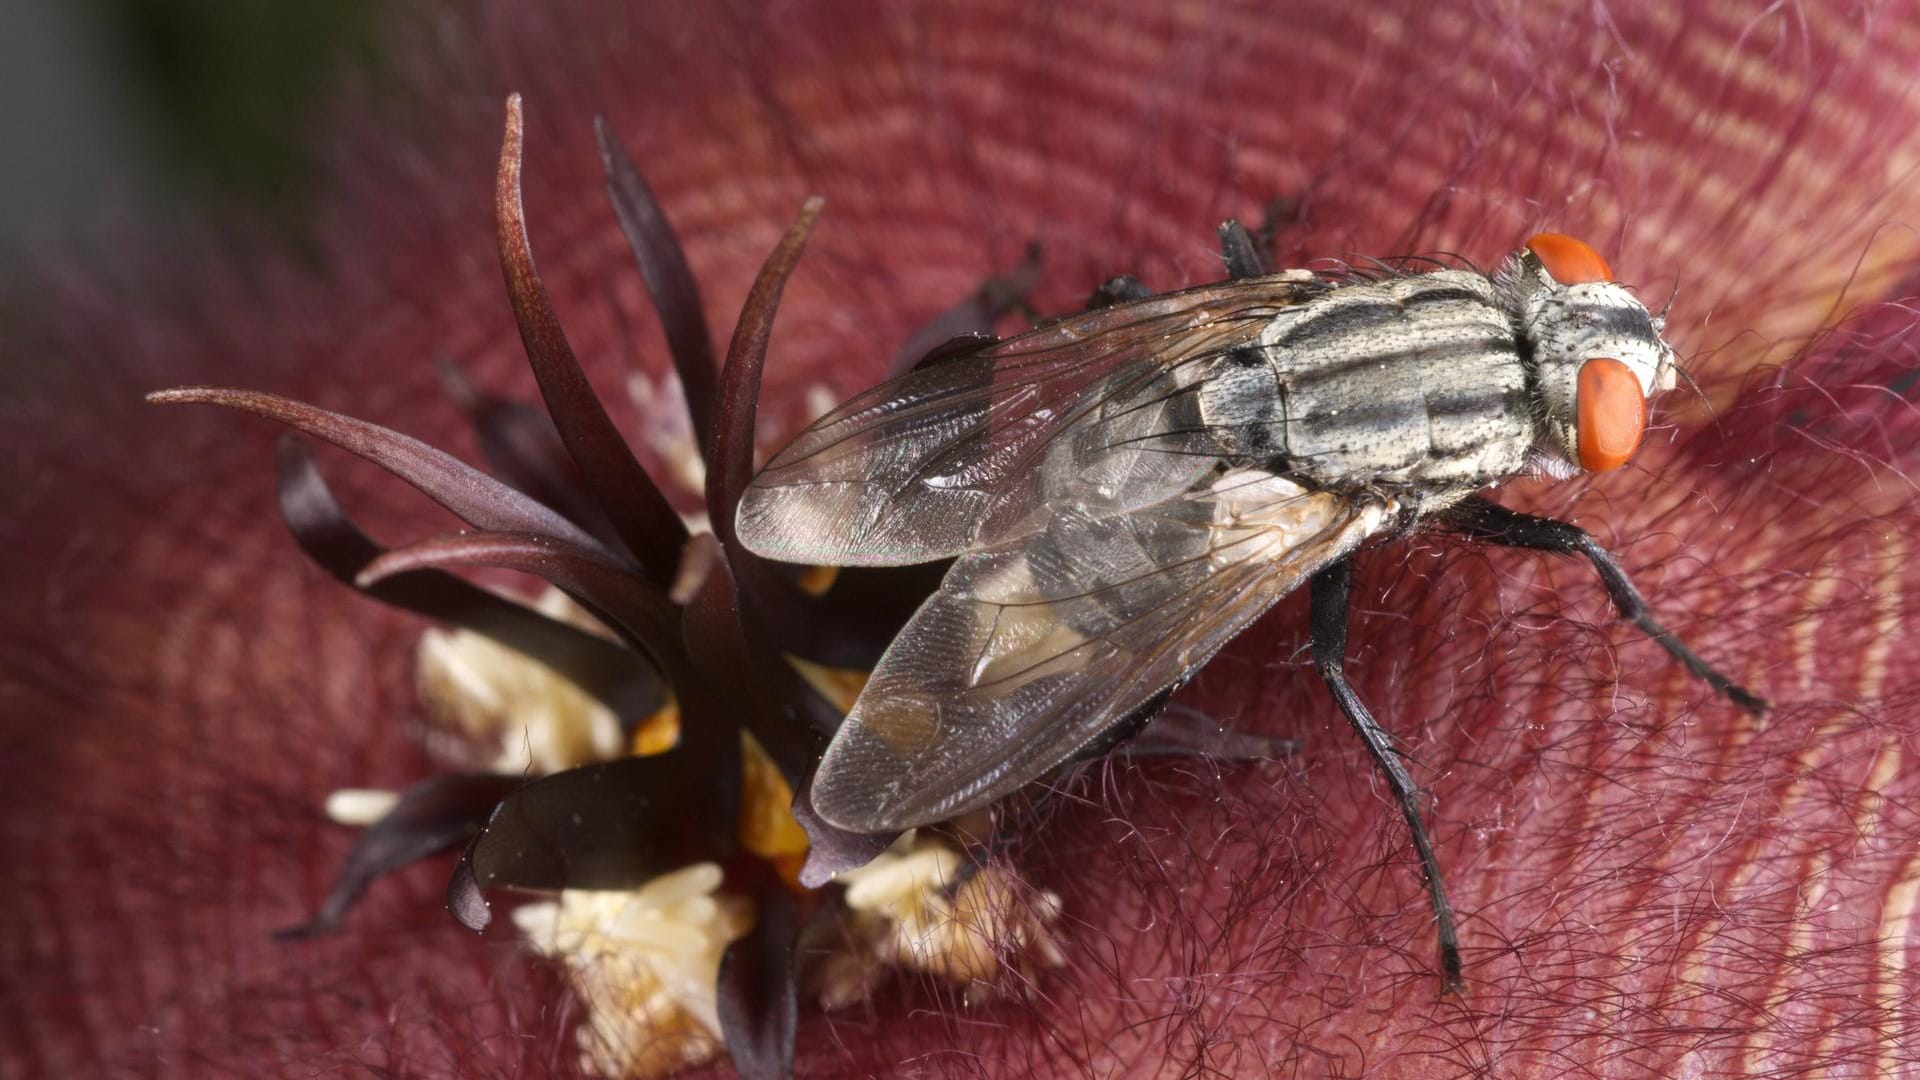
[1098,217,1265,309]
[1444,496,1767,714]
[1310,558,1464,990]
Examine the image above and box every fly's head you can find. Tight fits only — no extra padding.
[1507,233,1679,476]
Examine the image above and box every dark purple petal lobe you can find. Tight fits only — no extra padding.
[705,196,823,545]
[496,94,687,582]
[435,358,625,547]
[446,755,735,931]
[678,536,824,782]
[716,887,800,1080]
[277,772,524,939]
[792,782,897,889]
[698,196,928,663]
[149,387,608,553]
[356,529,740,774]
[595,115,719,448]
[276,435,666,725]
[356,530,684,682]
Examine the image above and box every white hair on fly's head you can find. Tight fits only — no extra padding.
[1500,245,1679,471]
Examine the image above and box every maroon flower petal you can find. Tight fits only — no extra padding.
[886,244,1039,375]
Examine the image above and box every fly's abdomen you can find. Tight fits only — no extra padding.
[1200,270,1536,489]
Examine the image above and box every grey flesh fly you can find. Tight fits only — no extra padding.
[736,226,1765,988]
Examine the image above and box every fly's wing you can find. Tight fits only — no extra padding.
[736,276,1314,566]
[810,470,1394,832]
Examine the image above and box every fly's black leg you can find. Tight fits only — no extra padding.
[1086,274,1152,310]
[1311,558,1464,990]
[888,244,1042,374]
[1445,496,1767,714]
[1218,219,1269,279]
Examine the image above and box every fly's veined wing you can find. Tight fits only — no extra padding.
[810,469,1394,832]
[736,276,1314,566]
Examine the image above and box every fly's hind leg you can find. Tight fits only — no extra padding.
[1311,557,1464,990]
[1218,219,1269,279]
[1086,274,1153,309]
[889,243,1044,374]
[1444,496,1767,714]
[1126,704,1301,761]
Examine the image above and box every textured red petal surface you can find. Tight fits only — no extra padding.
[7,2,1920,1077]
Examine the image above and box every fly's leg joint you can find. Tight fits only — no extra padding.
[1309,557,1465,990]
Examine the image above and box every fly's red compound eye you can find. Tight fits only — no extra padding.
[1576,357,1646,471]
[1526,233,1613,284]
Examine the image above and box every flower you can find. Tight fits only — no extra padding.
[139,85,1055,1078]
[11,2,1920,1077]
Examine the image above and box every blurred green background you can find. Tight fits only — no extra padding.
[0,0,380,268]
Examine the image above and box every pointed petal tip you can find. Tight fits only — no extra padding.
[145,386,220,405]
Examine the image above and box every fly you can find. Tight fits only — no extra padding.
[735,226,1767,988]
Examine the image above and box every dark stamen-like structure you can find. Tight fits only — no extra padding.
[150,93,942,1076]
